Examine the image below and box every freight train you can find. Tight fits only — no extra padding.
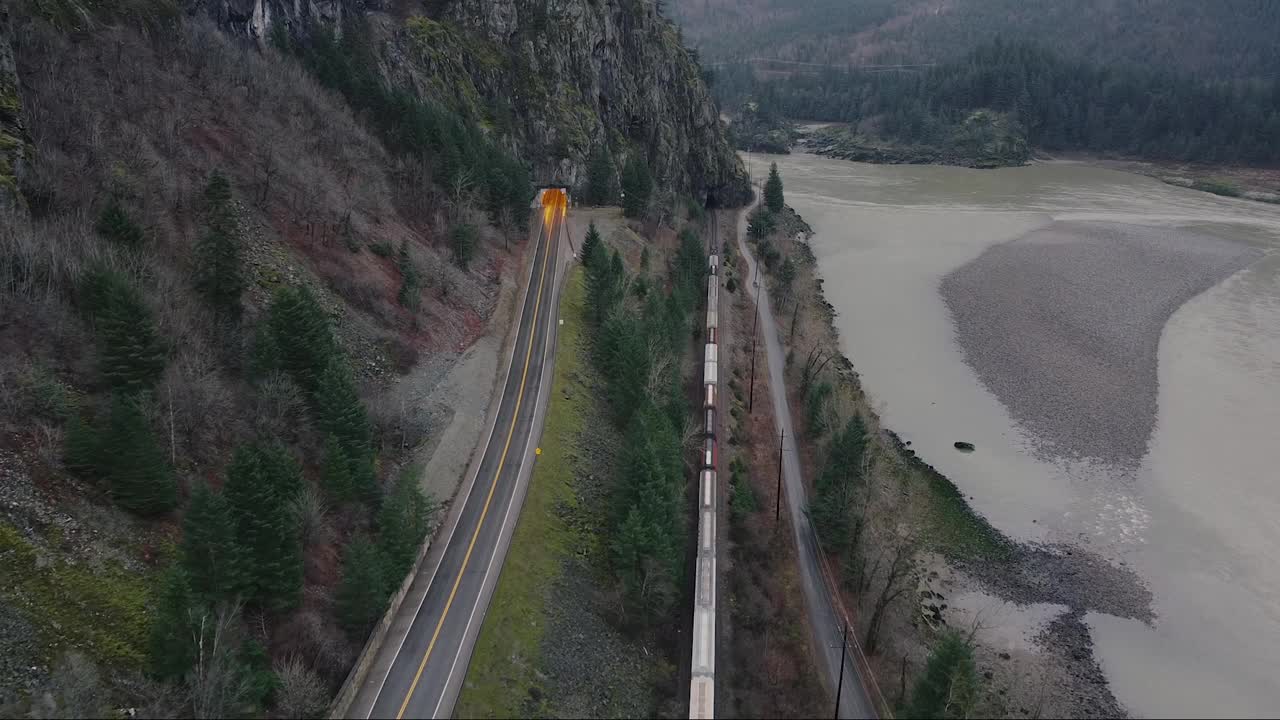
[689,250,720,719]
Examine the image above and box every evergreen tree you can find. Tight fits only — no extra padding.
[599,313,650,424]
[396,241,422,311]
[581,221,603,269]
[621,155,653,219]
[223,442,303,610]
[268,286,337,395]
[320,434,355,503]
[764,162,785,213]
[84,269,167,394]
[747,207,776,240]
[905,631,979,719]
[181,481,244,603]
[584,145,616,206]
[314,358,371,459]
[247,319,282,381]
[335,535,389,637]
[810,415,866,549]
[194,171,245,319]
[102,394,177,516]
[63,413,101,479]
[450,222,478,270]
[376,466,434,589]
[778,257,797,296]
[96,198,144,248]
[149,565,199,682]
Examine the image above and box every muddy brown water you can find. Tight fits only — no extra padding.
[744,152,1280,718]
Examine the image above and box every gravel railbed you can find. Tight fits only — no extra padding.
[941,220,1262,466]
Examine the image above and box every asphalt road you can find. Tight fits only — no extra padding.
[350,195,565,719]
[736,194,879,719]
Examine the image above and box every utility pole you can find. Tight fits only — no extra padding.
[748,262,760,412]
[775,427,785,522]
[834,622,849,720]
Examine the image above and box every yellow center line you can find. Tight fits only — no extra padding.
[395,198,558,719]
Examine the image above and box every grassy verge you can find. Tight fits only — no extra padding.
[1191,178,1243,197]
[454,267,591,718]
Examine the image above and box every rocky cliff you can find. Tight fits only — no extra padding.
[197,0,749,205]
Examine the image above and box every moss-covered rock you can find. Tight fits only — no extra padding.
[0,523,155,668]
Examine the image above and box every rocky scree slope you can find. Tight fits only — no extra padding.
[199,0,750,205]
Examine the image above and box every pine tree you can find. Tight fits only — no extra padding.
[396,241,422,311]
[621,155,653,219]
[320,434,355,502]
[314,358,371,459]
[778,257,797,296]
[905,631,978,719]
[268,286,337,395]
[580,221,603,269]
[335,535,389,637]
[348,451,381,508]
[376,466,434,589]
[194,171,245,319]
[84,269,167,394]
[63,413,101,479]
[149,565,200,682]
[764,162,785,213]
[584,145,616,206]
[181,481,244,603]
[811,415,866,548]
[747,206,776,240]
[223,442,303,610]
[96,198,144,248]
[450,222,478,270]
[247,319,282,381]
[102,394,177,516]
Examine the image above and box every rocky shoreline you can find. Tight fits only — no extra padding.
[774,214,1151,718]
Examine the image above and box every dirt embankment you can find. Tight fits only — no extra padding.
[742,202,1153,718]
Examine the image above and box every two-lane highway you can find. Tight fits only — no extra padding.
[350,190,567,719]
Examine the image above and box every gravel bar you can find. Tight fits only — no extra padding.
[941,220,1262,467]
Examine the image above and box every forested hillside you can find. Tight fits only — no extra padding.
[715,39,1280,166]
[674,0,1280,82]
[0,0,741,715]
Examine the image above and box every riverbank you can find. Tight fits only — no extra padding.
[1080,155,1280,204]
[795,123,1280,205]
[798,117,1030,169]
[714,215,827,718]
[748,198,1151,717]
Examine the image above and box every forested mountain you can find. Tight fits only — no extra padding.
[716,39,1280,165]
[673,0,1280,82]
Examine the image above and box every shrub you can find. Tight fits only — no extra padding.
[95,198,144,248]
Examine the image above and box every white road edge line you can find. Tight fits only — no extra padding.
[429,212,562,719]
[365,211,548,718]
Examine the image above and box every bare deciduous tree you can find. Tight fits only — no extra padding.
[273,656,327,719]
[188,603,253,720]
[864,534,917,654]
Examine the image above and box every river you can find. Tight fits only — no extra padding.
[743,151,1280,718]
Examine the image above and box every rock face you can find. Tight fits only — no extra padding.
[0,4,27,213]
[198,0,749,205]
